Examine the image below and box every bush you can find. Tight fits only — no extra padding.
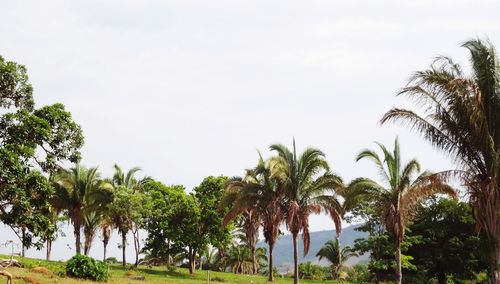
[105,257,118,264]
[298,262,324,280]
[66,254,109,281]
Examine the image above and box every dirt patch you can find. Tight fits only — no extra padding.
[15,276,38,284]
[32,267,51,275]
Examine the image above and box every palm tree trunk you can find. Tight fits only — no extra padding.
[121,232,127,267]
[292,233,299,284]
[103,236,109,262]
[74,222,81,255]
[84,235,89,256]
[268,243,274,282]
[396,240,402,284]
[251,245,256,274]
[46,239,52,260]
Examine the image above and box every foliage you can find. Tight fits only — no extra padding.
[142,179,204,273]
[0,55,83,251]
[142,180,189,263]
[269,140,343,283]
[297,262,323,280]
[108,184,144,265]
[53,165,113,255]
[405,198,489,283]
[66,254,109,281]
[381,38,500,283]
[347,138,455,283]
[352,199,417,282]
[221,154,284,281]
[193,176,233,251]
[348,264,370,283]
[105,257,118,264]
[316,238,357,279]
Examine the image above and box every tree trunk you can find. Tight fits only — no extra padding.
[396,240,402,284]
[188,246,195,274]
[167,239,171,266]
[121,232,127,267]
[436,270,446,284]
[134,229,140,266]
[84,236,89,256]
[488,243,499,284]
[292,233,299,284]
[268,243,274,282]
[74,222,81,255]
[251,245,257,274]
[46,239,52,261]
[103,239,108,262]
[21,227,26,257]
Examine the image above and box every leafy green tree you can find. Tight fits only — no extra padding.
[53,165,112,255]
[269,141,343,284]
[142,180,186,266]
[108,186,143,266]
[348,138,456,284]
[193,176,233,254]
[381,38,500,283]
[316,238,357,279]
[172,192,204,274]
[0,55,83,254]
[142,179,207,274]
[352,200,418,282]
[111,164,144,265]
[406,198,488,284]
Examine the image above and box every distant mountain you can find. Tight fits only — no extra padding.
[257,224,368,273]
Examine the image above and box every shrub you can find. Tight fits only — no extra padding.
[298,262,324,280]
[66,254,109,281]
[105,257,118,264]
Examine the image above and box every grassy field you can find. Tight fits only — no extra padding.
[0,255,347,284]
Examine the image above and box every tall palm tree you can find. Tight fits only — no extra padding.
[269,141,343,284]
[222,154,285,281]
[100,216,113,261]
[111,164,143,266]
[316,238,357,279]
[381,39,500,283]
[53,164,112,255]
[234,210,260,274]
[348,138,456,284]
[112,164,142,192]
[83,211,101,255]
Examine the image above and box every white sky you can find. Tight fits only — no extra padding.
[1,0,500,261]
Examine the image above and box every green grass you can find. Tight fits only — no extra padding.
[0,255,348,284]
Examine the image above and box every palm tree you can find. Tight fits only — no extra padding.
[111,164,143,266]
[222,154,285,281]
[83,211,101,255]
[269,140,343,284]
[53,164,112,255]
[348,138,456,283]
[226,243,253,274]
[112,164,142,192]
[100,216,113,261]
[316,238,357,279]
[233,210,260,274]
[381,39,500,283]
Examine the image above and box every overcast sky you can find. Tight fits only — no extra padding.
[1,0,500,261]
